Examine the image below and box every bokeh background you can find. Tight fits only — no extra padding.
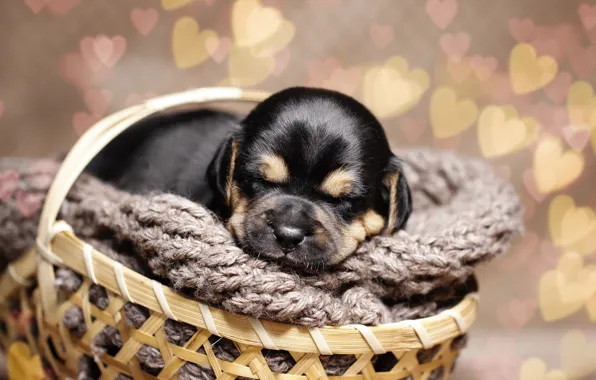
[1,0,596,378]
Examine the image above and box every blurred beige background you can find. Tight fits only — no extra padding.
[1,0,596,378]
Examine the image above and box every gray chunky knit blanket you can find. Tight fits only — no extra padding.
[0,149,523,379]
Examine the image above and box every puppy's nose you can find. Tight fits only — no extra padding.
[273,224,305,252]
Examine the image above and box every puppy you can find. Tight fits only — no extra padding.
[86,87,412,271]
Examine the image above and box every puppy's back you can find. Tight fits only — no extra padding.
[85,109,240,207]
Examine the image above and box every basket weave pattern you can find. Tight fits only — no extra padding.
[0,88,480,380]
[41,278,458,379]
[0,232,475,379]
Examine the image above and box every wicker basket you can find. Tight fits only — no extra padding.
[0,87,479,380]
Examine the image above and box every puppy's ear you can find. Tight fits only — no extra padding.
[380,155,412,234]
[207,134,238,211]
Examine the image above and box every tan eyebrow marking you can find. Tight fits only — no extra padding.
[320,168,355,197]
[260,154,289,182]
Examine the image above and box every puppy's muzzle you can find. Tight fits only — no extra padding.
[239,193,342,270]
[267,198,313,252]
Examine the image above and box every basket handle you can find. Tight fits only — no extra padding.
[36,87,270,261]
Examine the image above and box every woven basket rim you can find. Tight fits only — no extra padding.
[3,87,479,355]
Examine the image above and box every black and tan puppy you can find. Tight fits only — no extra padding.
[86,87,412,271]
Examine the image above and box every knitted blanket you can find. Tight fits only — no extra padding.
[0,149,523,379]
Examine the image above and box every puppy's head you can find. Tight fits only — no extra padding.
[207,87,411,271]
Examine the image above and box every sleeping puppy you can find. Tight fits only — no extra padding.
[86,87,412,271]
